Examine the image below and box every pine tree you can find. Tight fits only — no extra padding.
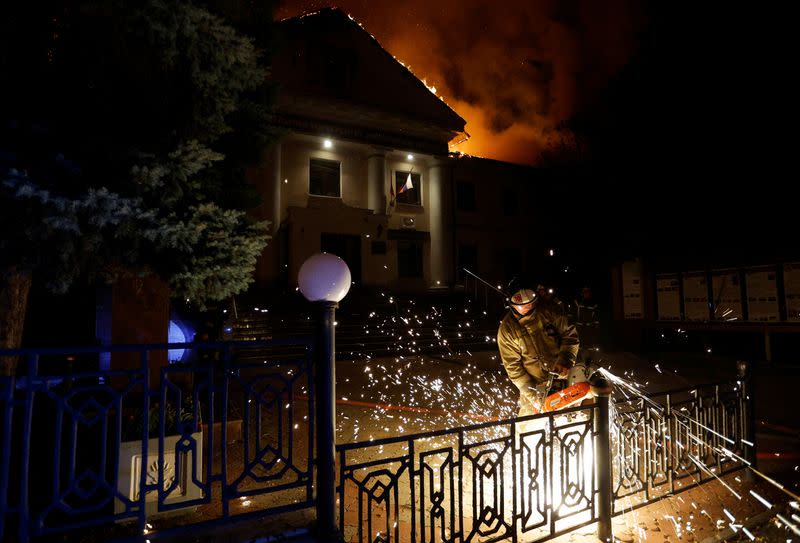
[0,0,277,373]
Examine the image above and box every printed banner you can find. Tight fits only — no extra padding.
[711,270,743,321]
[622,260,642,319]
[683,272,709,321]
[746,267,779,322]
[656,274,681,320]
[784,262,800,322]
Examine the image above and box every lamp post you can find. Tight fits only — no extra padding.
[298,253,351,541]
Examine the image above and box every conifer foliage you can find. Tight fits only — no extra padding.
[0,1,276,368]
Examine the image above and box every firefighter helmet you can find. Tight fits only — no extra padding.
[509,288,536,305]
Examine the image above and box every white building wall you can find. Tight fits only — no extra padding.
[280,136,370,217]
[428,163,446,287]
[252,133,455,292]
[367,152,387,213]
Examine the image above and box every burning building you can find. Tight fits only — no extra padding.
[249,8,544,294]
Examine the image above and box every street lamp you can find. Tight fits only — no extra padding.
[298,253,351,540]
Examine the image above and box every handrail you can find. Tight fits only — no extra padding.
[462,268,507,297]
[462,267,507,314]
[336,400,596,451]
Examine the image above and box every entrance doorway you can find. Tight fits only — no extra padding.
[321,233,362,284]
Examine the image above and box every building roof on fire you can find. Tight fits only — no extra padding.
[271,8,468,154]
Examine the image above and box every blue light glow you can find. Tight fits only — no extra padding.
[168,320,192,363]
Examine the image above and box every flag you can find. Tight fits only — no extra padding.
[398,172,414,194]
[387,175,396,215]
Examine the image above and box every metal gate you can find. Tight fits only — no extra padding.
[0,339,315,542]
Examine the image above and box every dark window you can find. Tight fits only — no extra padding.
[395,171,422,205]
[503,248,522,283]
[397,241,423,278]
[458,244,478,276]
[456,181,476,212]
[370,241,386,255]
[310,158,341,197]
[502,189,518,216]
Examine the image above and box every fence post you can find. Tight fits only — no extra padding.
[737,360,755,481]
[0,374,13,541]
[591,374,613,542]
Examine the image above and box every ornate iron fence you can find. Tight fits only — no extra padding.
[337,403,602,543]
[1,338,751,543]
[336,379,750,543]
[612,379,751,514]
[0,339,315,542]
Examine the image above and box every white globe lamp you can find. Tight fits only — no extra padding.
[298,253,351,303]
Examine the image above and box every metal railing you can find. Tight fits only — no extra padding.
[337,403,602,543]
[0,338,751,543]
[612,379,751,513]
[0,339,315,542]
[336,378,750,543]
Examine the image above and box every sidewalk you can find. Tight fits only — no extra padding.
[551,471,787,543]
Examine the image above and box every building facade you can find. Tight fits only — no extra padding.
[250,8,542,294]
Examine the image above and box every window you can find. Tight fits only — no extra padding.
[397,241,423,278]
[395,171,422,206]
[310,158,341,197]
[456,181,476,212]
[503,189,518,216]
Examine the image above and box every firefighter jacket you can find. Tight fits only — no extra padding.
[497,298,580,396]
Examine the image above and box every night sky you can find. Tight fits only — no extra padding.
[276,0,646,166]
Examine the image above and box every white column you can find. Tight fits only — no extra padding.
[367,152,386,213]
[428,162,449,287]
[270,142,282,234]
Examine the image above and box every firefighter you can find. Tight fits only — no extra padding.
[497,282,580,416]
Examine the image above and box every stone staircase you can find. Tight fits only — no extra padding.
[226,290,503,363]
